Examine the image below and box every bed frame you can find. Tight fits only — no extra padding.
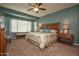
[41,23,60,33]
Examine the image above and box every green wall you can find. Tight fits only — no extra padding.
[0,6,37,36]
[39,5,79,44]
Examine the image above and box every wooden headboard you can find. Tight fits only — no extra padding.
[40,23,60,33]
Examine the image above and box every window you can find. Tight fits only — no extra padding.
[11,19,31,32]
[34,22,37,31]
[11,20,18,32]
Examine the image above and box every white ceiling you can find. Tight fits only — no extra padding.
[0,3,78,17]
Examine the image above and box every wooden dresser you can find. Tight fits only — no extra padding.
[0,28,7,56]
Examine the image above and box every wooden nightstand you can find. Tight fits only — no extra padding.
[58,33,74,45]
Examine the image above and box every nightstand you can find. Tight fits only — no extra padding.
[58,33,74,45]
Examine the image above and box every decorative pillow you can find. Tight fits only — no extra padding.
[40,29,57,33]
[40,29,43,32]
[40,29,50,32]
[50,29,57,33]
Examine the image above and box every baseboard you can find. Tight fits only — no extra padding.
[73,43,79,46]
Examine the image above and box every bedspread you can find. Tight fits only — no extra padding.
[26,32,57,49]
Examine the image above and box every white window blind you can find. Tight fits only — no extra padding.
[11,20,18,32]
[34,22,37,31]
[11,19,31,32]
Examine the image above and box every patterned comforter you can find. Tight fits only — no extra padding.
[26,32,57,49]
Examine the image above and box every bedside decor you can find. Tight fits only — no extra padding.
[37,23,42,31]
[63,19,70,34]
[39,23,42,28]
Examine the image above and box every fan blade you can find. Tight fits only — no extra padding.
[35,3,42,6]
[28,3,35,7]
[28,8,33,11]
[39,8,46,10]
[38,3,42,6]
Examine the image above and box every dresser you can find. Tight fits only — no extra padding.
[0,28,7,56]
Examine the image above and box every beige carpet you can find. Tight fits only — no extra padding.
[7,38,79,56]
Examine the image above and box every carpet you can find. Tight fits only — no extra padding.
[7,38,79,56]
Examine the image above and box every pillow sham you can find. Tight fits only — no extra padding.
[40,29,57,33]
[50,30,57,33]
[40,29,49,32]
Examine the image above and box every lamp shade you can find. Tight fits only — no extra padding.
[63,19,69,29]
[63,24,69,29]
[39,23,42,27]
[64,19,69,25]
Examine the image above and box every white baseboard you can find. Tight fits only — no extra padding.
[73,43,79,46]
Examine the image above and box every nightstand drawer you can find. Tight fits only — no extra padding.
[58,39,73,45]
[60,36,72,40]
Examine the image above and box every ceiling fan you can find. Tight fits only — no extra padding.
[27,3,46,13]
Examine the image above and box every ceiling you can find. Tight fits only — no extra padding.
[0,3,78,17]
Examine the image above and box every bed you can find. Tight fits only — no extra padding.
[26,23,60,49]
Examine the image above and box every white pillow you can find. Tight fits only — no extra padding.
[40,29,43,32]
[50,30,57,33]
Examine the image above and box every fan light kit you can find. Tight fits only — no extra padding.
[27,3,46,13]
[33,7,39,12]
